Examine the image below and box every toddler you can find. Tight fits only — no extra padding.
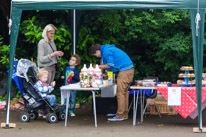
[61,54,81,116]
[34,68,57,107]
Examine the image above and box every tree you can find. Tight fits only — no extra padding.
[0,0,11,44]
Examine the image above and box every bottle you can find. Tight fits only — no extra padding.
[81,64,88,72]
[107,71,113,85]
[80,64,90,87]
[92,64,103,87]
[88,64,94,76]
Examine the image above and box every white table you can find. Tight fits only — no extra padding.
[130,86,156,126]
[60,85,100,128]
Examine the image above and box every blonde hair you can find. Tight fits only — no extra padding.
[42,24,57,42]
[37,68,49,79]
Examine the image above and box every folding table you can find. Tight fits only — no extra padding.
[60,85,100,127]
[130,86,156,126]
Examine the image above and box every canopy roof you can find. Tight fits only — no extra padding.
[11,0,206,10]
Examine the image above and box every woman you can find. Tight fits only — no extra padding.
[37,24,64,84]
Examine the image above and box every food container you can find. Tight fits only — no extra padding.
[142,81,155,87]
[136,80,143,86]
[107,71,113,85]
[167,83,172,87]
[179,74,183,77]
[171,84,181,87]
[103,80,109,87]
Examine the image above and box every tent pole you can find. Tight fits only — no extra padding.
[4,9,22,129]
[73,9,76,54]
[190,9,205,133]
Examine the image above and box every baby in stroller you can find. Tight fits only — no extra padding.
[34,68,57,107]
[34,68,57,117]
[16,59,65,123]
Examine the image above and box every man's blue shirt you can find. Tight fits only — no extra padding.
[100,44,133,73]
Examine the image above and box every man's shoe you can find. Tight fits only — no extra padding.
[108,116,124,121]
[106,114,116,117]
[107,114,128,120]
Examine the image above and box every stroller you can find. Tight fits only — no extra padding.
[16,59,65,123]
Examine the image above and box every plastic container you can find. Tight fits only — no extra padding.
[142,81,155,87]
[88,64,94,75]
[81,64,88,72]
[91,64,103,87]
[171,84,181,87]
[107,71,113,85]
[136,80,143,86]
[80,64,90,87]
[167,83,172,87]
[180,84,194,87]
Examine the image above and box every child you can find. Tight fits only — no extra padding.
[61,54,81,116]
[34,68,57,107]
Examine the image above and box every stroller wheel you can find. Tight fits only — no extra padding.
[20,112,30,122]
[47,113,57,123]
[58,112,65,121]
[30,112,38,120]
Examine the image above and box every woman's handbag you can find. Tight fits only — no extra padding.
[55,63,61,71]
[49,43,61,71]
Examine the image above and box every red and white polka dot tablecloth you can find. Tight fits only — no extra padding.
[155,87,206,119]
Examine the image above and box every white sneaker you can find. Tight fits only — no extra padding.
[39,113,43,117]
[70,113,76,117]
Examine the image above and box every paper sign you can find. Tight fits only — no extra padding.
[168,87,181,106]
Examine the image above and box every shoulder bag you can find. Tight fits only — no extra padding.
[48,43,61,71]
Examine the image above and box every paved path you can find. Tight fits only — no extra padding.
[0,108,206,137]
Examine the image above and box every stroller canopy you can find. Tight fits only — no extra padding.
[16,59,38,82]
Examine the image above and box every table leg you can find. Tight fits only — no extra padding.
[133,90,136,126]
[65,91,70,127]
[140,89,145,123]
[140,90,143,123]
[133,90,139,126]
[92,91,97,128]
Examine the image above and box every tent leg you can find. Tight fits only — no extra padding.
[73,9,76,54]
[72,10,81,55]
[1,9,22,129]
[193,127,206,133]
[190,9,205,133]
[1,123,16,128]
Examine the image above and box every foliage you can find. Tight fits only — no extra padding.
[13,91,22,99]
[0,96,7,101]
[0,36,9,76]
[155,33,193,82]
[76,92,93,104]
[1,9,206,103]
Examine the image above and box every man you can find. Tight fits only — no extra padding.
[90,44,134,121]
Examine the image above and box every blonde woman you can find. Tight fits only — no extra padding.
[37,24,64,84]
